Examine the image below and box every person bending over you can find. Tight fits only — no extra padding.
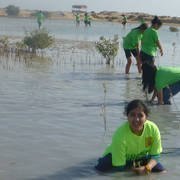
[142,63,180,105]
[123,23,148,74]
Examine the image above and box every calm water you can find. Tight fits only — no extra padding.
[0,17,180,180]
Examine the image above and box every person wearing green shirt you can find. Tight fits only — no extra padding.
[36,11,45,29]
[123,23,148,74]
[142,63,180,105]
[84,12,91,27]
[140,16,163,65]
[122,14,127,27]
[75,13,80,26]
[95,99,165,174]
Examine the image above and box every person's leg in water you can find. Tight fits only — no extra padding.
[131,49,141,73]
[124,49,132,74]
[163,81,180,104]
[125,57,132,74]
[95,153,165,173]
[38,21,42,29]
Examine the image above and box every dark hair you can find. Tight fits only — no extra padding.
[142,63,157,93]
[125,99,150,116]
[133,23,148,31]
[151,16,162,26]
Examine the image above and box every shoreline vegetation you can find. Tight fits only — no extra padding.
[0,8,180,26]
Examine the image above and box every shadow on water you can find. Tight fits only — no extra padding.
[27,158,97,180]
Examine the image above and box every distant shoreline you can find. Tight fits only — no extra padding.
[0,8,180,26]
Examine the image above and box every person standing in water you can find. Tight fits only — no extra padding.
[122,14,127,28]
[75,13,80,26]
[95,99,165,174]
[84,12,91,27]
[123,23,148,74]
[36,11,45,29]
[140,16,163,65]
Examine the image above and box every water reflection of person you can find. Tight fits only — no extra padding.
[36,10,45,29]
[95,99,165,174]
[123,23,148,74]
[142,63,180,105]
[140,16,163,66]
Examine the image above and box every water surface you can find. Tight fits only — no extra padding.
[0,17,179,180]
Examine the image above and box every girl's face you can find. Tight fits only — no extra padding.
[153,23,161,30]
[127,107,147,135]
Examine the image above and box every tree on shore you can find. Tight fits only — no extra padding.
[5,5,20,16]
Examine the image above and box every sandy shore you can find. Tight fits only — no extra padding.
[0,8,180,26]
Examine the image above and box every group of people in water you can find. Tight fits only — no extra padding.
[75,12,91,27]
[123,16,180,105]
[33,11,179,176]
[95,16,180,175]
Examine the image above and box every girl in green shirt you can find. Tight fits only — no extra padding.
[123,23,148,74]
[142,63,180,105]
[140,16,163,65]
[95,99,165,174]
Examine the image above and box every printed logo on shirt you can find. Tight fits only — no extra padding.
[145,137,153,147]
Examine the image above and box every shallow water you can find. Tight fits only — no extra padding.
[0,17,179,180]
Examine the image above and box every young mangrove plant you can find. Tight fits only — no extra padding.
[95,35,119,65]
[23,28,54,53]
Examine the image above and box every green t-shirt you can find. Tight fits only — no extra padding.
[37,12,45,23]
[123,29,143,49]
[141,27,159,56]
[103,120,162,167]
[76,14,80,22]
[155,66,180,91]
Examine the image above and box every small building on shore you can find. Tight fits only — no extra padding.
[72,5,87,13]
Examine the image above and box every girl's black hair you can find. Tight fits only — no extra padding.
[133,23,148,31]
[151,16,162,26]
[142,63,157,93]
[125,99,150,116]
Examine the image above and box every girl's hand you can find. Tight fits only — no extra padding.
[160,49,163,56]
[132,166,147,175]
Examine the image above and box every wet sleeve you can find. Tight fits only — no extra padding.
[150,124,162,156]
[111,130,126,167]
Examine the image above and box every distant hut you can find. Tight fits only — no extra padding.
[72,5,87,13]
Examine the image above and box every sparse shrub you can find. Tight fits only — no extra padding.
[6,5,19,16]
[23,28,54,53]
[0,36,9,48]
[169,26,179,32]
[95,35,119,65]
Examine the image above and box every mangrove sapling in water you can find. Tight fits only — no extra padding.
[95,35,119,65]
[23,28,54,54]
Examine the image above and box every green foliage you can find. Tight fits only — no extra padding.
[23,28,54,53]
[0,36,9,49]
[95,35,119,64]
[6,5,20,16]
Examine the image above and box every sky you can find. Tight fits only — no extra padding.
[0,0,180,17]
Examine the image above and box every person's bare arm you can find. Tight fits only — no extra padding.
[156,40,163,56]
[150,90,157,102]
